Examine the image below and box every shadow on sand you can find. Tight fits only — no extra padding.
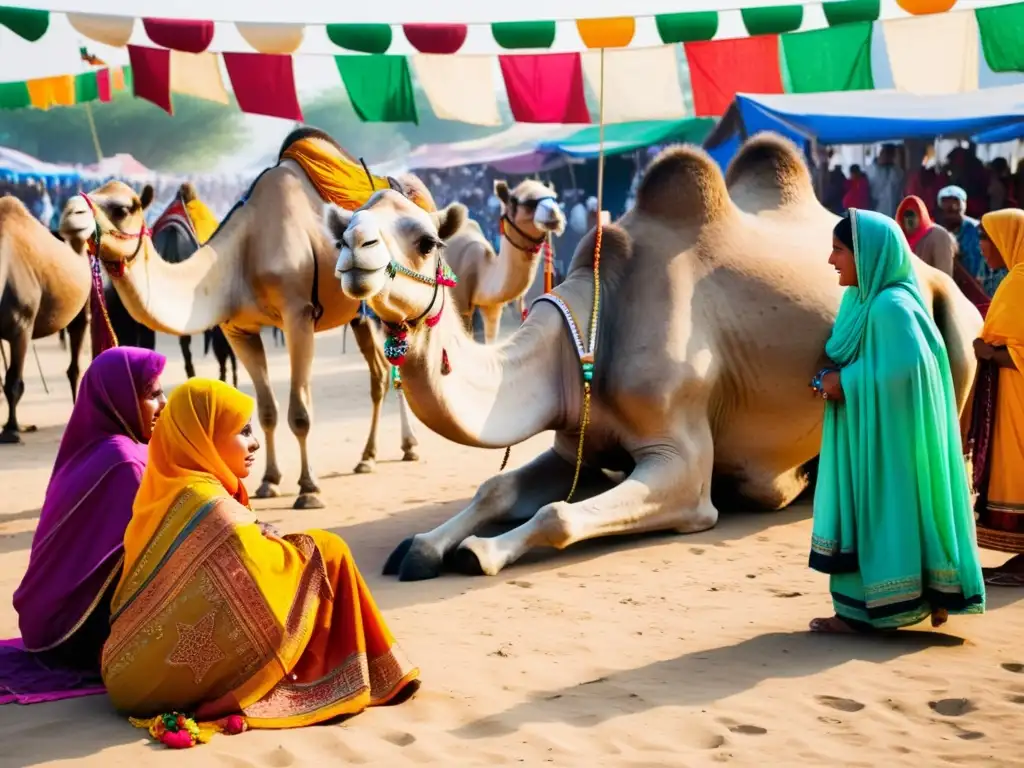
[451,629,965,741]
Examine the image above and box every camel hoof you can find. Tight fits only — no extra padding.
[255,482,281,499]
[354,460,375,474]
[383,537,415,576]
[402,450,419,463]
[0,430,23,445]
[397,538,444,582]
[448,546,486,577]
[293,494,325,510]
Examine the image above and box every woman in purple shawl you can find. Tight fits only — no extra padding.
[12,346,166,667]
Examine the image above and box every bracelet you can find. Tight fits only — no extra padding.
[810,367,832,392]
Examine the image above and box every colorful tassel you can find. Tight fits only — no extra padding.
[441,348,451,375]
[129,711,247,749]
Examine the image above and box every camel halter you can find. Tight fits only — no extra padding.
[378,248,459,376]
[77,192,151,351]
[500,196,555,255]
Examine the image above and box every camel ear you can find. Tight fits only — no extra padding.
[434,203,467,241]
[178,182,198,203]
[494,180,511,205]
[546,181,557,196]
[324,204,353,244]
[139,184,155,211]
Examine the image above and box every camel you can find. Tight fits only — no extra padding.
[95,183,238,384]
[58,128,422,509]
[1,196,90,443]
[326,133,983,580]
[444,180,565,343]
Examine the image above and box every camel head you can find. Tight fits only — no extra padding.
[494,179,565,251]
[328,189,466,325]
[60,181,154,277]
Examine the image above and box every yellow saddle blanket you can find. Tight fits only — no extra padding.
[281,136,433,213]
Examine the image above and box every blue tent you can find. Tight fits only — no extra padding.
[704,85,1024,166]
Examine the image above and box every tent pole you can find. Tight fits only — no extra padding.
[84,102,103,163]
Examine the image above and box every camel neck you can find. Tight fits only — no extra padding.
[109,233,237,336]
[492,234,543,302]
[393,288,565,448]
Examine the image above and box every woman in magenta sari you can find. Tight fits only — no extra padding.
[11,347,166,668]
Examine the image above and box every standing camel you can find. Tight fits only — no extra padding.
[444,180,565,343]
[97,183,237,383]
[327,133,983,579]
[59,128,422,509]
[0,196,90,443]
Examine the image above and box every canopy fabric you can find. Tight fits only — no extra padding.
[0,145,81,180]
[541,118,716,157]
[381,124,578,173]
[84,153,153,178]
[733,85,1024,145]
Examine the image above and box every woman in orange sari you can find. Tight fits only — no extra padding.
[968,210,1024,585]
[101,378,419,734]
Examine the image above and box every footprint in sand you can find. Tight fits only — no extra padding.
[729,724,768,735]
[264,747,296,768]
[816,695,865,712]
[929,698,977,717]
[1002,662,1024,673]
[383,731,417,747]
[1008,695,1024,705]
[957,730,985,740]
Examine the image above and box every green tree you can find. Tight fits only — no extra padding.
[0,92,246,172]
[300,86,512,164]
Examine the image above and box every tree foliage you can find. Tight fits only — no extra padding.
[300,86,513,163]
[0,93,246,172]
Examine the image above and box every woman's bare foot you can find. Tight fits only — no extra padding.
[931,608,949,628]
[809,616,857,634]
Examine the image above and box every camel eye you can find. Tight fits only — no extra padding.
[417,235,437,256]
[111,205,130,218]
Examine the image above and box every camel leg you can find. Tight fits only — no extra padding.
[479,304,503,345]
[58,328,66,350]
[453,432,718,577]
[224,328,282,498]
[389,448,613,581]
[65,306,88,404]
[349,316,387,475]
[180,335,196,379]
[1,331,30,443]
[281,315,322,510]
[396,389,419,462]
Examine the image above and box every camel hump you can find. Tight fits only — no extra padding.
[725,132,816,211]
[567,223,632,275]
[278,126,356,163]
[634,144,730,225]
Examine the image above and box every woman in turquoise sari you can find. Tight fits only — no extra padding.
[808,209,985,633]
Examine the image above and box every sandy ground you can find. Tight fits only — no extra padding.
[2,328,1024,768]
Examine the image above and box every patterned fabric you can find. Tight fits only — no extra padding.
[102,380,418,728]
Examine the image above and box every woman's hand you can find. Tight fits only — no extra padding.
[974,338,996,361]
[257,521,282,538]
[820,371,844,403]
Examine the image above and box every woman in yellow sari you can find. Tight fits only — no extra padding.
[969,209,1024,585]
[101,378,419,732]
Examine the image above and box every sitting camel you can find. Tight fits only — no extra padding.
[1,196,90,443]
[444,180,565,343]
[59,128,424,509]
[326,133,983,580]
[97,182,238,385]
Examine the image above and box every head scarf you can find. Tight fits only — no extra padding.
[895,195,936,250]
[979,209,1024,370]
[938,185,967,206]
[122,379,254,565]
[13,347,166,652]
[825,209,924,366]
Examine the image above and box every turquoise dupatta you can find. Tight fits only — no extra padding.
[811,209,984,629]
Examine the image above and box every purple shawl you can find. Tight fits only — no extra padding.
[12,347,166,655]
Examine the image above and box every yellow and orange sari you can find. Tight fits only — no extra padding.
[101,379,418,731]
[971,211,1024,553]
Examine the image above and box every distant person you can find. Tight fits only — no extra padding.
[842,165,871,211]
[866,144,904,218]
[809,210,984,633]
[895,195,955,275]
[938,185,1007,298]
[968,210,1024,586]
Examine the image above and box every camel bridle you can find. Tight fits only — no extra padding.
[78,192,151,278]
[501,195,556,255]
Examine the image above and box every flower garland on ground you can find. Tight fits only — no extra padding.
[129,711,248,749]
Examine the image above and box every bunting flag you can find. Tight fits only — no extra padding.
[686,36,784,117]
[0,1,1022,126]
[499,53,590,123]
